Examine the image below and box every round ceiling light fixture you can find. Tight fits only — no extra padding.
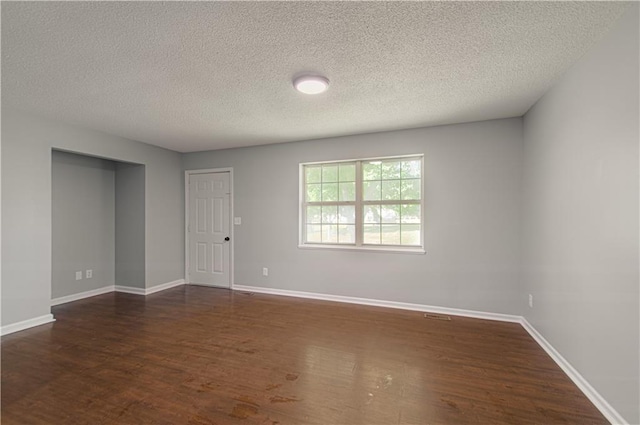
[293,75,329,95]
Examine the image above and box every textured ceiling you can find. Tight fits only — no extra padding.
[1,2,629,153]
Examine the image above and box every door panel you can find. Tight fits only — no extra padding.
[188,172,231,287]
[196,199,207,233]
[196,243,207,273]
[213,244,223,273]
[213,198,224,233]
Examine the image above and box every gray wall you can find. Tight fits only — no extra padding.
[522,6,639,423]
[1,110,184,327]
[115,163,146,288]
[52,151,116,298]
[183,118,523,315]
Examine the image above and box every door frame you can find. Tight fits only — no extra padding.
[184,168,234,289]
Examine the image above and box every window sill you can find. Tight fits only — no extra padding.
[298,244,426,255]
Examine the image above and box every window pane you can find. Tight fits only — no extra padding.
[322,224,338,243]
[401,160,421,178]
[363,205,381,223]
[363,181,381,201]
[338,163,355,182]
[381,205,400,223]
[381,224,401,245]
[400,224,421,245]
[381,180,401,200]
[381,161,401,180]
[306,183,322,202]
[363,162,381,181]
[322,165,338,182]
[306,165,322,184]
[363,224,381,244]
[339,205,355,224]
[321,205,338,223]
[339,182,355,202]
[306,225,322,243]
[401,179,421,200]
[338,225,355,244]
[322,183,338,202]
[401,204,421,223]
[306,206,322,223]
[302,156,422,248]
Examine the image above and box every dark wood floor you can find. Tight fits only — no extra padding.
[2,285,606,424]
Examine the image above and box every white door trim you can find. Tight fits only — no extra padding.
[185,168,234,289]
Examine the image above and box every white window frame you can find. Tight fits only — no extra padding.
[299,154,425,254]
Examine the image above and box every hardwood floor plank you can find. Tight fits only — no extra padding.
[2,286,608,424]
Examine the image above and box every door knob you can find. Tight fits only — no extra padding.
[225,237,230,241]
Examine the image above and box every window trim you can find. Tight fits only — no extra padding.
[299,154,425,254]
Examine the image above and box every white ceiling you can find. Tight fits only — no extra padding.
[1,2,629,153]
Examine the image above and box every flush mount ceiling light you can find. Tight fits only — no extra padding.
[293,75,329,95]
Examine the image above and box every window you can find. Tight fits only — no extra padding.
[300,155,423,252]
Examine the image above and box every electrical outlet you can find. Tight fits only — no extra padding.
[262,267,268,277]
[86,269,93,279]
[528,294,533,308]
[75,271,82,280]
[234,217,242,225]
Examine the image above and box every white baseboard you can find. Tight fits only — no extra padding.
[145,279,186,295]
[114,285,146,295]
[115,279,185,296]
[520,318,628,425]
[51,285,115,306]
[232,285,521,323]
[1,314,56,336]
[49,280,185,303]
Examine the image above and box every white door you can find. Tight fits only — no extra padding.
[188,172,231,287]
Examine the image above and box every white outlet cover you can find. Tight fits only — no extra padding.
[234,217,242,225]
[86,270,93,278]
